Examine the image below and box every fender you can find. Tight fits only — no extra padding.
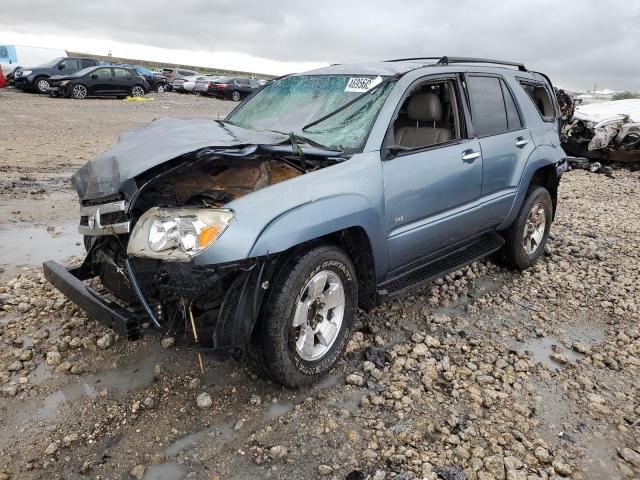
[249,194,389,278]
[498,145,566,230]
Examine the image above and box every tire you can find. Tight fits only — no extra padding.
[248,243,358,388]
[35,77,50,94]
[156,84,165,93]
[71,84,88,99]
[231,90,241,102]
[131,85,145,98]
[502,186,553,270]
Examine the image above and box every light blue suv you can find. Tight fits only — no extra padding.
[44,56,567,387]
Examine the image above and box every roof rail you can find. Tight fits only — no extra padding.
[385,56,528,72]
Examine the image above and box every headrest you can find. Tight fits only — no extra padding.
[407,92,443,122]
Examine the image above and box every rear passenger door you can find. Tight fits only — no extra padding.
[112,68,133,95]
[465,75,535,225]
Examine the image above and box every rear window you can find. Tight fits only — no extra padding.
[519,81,555,121]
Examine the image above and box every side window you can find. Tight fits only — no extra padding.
[0,46,8,58]
[93,68,113,79]
[500,80,522,130]
[81,59,95,68]
[59,59,80,71]
[236,78,249,85]
[519,81,555,121]
[467,76,508,136]
[392,79,461,149]
[114,68,131,78]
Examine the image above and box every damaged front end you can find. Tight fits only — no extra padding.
[44,119,344,347]
[562,99,640,163]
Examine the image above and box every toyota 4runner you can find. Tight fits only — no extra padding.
[44,56,567,387]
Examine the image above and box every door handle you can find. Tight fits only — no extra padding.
[515,137,528,148]
[461,150,481,163]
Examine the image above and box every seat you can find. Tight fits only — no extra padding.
[395,92,452,148]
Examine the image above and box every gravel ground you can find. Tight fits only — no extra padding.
[0,87,639,480]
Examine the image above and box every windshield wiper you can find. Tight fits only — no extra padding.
[300,75,396,132]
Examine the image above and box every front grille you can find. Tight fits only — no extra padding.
[79,200,131,236]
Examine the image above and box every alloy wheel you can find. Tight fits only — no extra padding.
[72,85,87,99]
[292,270,345,361]
[37,79,50,93]
[132,86,145,97]
[232,91,241,101]
[522,202,546,255]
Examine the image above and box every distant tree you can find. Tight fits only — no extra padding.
[613,91,640,100]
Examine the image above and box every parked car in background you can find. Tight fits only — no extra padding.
[162,68,198,91]
[0,65,7,89]
[203,76,260,101]
[48,66,150,99]
[117,64,168,92]
[172,75,201,93]
[193,76,222,94]
[43,56,566,388]
[14,57,102,93]
[0,45,67,79]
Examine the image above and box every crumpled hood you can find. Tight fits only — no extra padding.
[72,117,289,201]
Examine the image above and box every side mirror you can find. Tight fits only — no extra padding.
[91,74,98,79]
[58,64,65,70]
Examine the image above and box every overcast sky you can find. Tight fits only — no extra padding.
[2,0,639,90]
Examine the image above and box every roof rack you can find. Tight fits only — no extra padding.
[384,56,528,72]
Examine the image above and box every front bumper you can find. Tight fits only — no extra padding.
[13,78,33,90]
[43,260,140,339]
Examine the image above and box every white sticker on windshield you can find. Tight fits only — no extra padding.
[344,76,383,93]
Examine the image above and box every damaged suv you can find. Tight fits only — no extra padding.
[44,56,567,387]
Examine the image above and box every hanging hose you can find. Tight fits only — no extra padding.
[125,257,162,328]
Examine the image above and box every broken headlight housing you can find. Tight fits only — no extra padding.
[127,207,234,261]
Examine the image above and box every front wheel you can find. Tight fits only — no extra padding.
[131,85,145,97]
[35,77,50,94]
[502,186,553,270]
[247,244,357,388]
[231,90,241,102]
[71,84,88,99]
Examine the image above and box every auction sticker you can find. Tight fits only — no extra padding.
[345,76,383,93]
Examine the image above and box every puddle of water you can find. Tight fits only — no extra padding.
[0,222,83,268]
[141,463,186,480]
[165,421,234,457]
[39,354,159,420]
[520,325,604,370]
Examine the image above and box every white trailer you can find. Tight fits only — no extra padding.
[0,45,68,74]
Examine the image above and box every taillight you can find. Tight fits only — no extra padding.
[212,83,227,89]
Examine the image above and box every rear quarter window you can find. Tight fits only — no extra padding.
[519,81,555,121]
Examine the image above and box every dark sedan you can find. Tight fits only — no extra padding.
[203,76,260,101]
[48,66,150,99]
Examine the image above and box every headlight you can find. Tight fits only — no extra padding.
[21,70,32,76]
[127,207,234,261]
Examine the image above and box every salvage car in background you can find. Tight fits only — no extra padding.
[44,56,566,388]
[118,64,168,93]
[193,76,222,94]
[0,65,6,89]
[48,66,150,99]
[162,68,198,91]
[13,57,102,93]
[203,76,260,101]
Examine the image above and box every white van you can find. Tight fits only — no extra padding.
[0,45,68,74]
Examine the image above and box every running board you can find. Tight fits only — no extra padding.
[378,233,505,297]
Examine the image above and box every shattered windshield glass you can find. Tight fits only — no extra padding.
[226,75,396,152]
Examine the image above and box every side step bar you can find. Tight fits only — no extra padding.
[378,233,505,296]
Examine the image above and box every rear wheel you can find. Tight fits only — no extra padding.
[231,90,241,102]
[131,85,145,97]
[156,84,165,93]
[502,186,552,269]
[248,244,357,388]
[71,84,88,99]
[35,77,50,94]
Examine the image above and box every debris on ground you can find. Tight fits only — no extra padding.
[562,99,640,163]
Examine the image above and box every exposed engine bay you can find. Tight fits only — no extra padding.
[77,148,339,348]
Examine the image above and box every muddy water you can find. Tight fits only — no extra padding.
[519,324,604,370]
[141,463,186,480]
[0,221,83,272]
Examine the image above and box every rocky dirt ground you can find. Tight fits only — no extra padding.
[0,88,639,480]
